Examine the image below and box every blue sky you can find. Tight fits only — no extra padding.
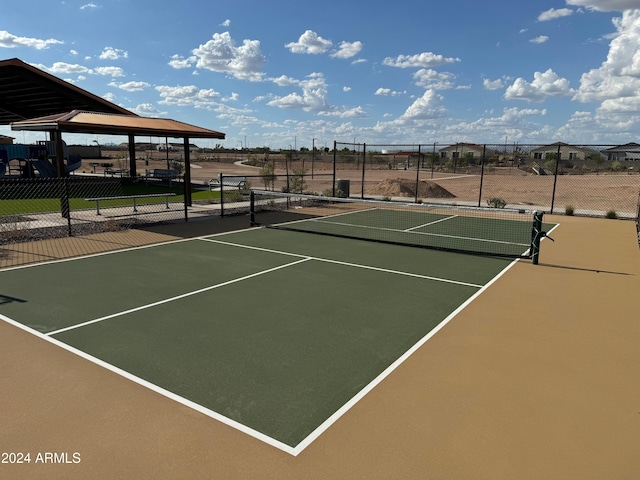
[2,0,640,149]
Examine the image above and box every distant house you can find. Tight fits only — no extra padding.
[158,143,199,152]
[0,134,14,145]
[438,143,499,160]
[117,142,200,152]
[602,142,640,161]
[530,142,601,161]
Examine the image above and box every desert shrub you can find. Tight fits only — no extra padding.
[487,197,507,208]
[565,205,574,216]
[322,188,344,198]
[611,161,625,172]
[605,209,618,219]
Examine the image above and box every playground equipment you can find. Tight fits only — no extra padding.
[0,140,82,178]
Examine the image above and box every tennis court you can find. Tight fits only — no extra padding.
[0,203,549,455]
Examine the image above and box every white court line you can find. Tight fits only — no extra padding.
[0,312,297,456]
[200,238,483,288]
[404,214,458,232]
[45,257,311,337]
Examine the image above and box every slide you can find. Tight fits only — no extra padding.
[33,158,56,177]
[65,154,82,174]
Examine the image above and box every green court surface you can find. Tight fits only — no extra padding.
[0,227,521,453]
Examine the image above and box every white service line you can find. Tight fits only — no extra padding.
[45,257,311,337]
[404,214,458,232]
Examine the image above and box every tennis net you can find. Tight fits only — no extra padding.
[250,190,545,259]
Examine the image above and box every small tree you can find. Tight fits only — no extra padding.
[259,160,276,190]
[289,167,307,193]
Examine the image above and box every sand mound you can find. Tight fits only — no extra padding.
[365,178,455,199]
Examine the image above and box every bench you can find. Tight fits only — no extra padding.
[104,167,129,177]
[150,168,179,179]
[84,193,177,215]
[208,175,247,191]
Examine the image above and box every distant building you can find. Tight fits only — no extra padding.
[117,142,200,152]
[438,143,500,160]
[0,134,14,145]
[530,142,601,161]
[602,142,640,161]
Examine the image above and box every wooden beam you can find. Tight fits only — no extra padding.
[128,134,136,177]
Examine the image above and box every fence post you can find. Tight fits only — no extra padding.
[550,144,561,214]
[478,145,486,207]
[220,174,225,217]
[415,144,421,204]
[332,141,337,197]
[361,143,366,199]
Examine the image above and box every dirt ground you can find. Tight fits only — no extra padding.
[81,155,639,216]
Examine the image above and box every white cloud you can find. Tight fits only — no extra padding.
[222,92,239,102]
[80,3,99,9]
[191,32,265,81]
[483,78,505,90]
[131,103,162,116]
[0,30,63,50]
[504,68,574,101]
[318,106,367,118]
[538,8,574,21]
[330,41,363,59]
[270,75,299,87]
[343,86,351,92]
[286,30,333,54]
[110,81,150,92]
[70,49,78,56]
[94,66,124,77]
[156,85,221,108]
[99,47,128,60]
[267,72,328,111]
[397,89,446,122]
[38,62,92,74]
[168,54,195,69]
[375,87,403,96]
[220,19,231,27]
[413,69,456,90]
[566,0,640,11]
[574,10,640,102]
[530,35,550,44]
[383,52,460,68]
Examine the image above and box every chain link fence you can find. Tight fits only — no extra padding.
[326,142,640,219]
[0,176,190,268]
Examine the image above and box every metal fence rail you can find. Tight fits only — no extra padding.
[0,176,187,247]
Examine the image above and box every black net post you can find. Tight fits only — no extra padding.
[531,211,544,265]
